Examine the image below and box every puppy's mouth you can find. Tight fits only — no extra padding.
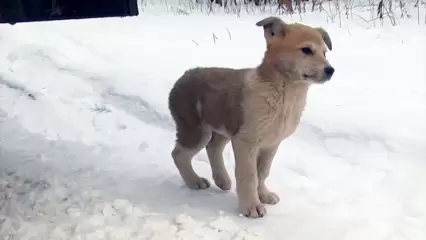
[302,74,318,81]
[303,73,330,83]
[303,74,314,79]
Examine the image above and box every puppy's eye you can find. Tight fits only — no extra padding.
[301,47,313,55]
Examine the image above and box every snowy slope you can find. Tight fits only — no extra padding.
[1,5,426,240]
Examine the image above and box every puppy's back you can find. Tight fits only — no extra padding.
[169,67,247,140]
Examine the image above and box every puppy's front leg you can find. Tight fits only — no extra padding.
[257,145,280,205]
[232,139,265,218]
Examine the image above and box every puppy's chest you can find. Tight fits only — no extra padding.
[254,95,306,144]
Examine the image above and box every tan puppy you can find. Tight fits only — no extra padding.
[168,16,334,218]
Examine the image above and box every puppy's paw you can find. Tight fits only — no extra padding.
[213,174,232,191]
[239,202,266,218]
[259,191,280,205]
[186,177,211,190]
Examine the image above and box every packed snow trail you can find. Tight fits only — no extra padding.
[1,11,426,240]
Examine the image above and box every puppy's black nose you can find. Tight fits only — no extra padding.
[324,66,335,77]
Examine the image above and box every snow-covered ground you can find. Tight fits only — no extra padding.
[1,2,426,239]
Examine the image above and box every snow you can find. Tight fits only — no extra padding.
[1,2,426,240]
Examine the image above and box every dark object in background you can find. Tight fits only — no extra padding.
[0,0,139,25]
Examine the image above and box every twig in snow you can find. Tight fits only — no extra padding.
[212,33,218,44]
[226,28,232,40]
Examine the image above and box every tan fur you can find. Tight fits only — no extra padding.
[168,16,334,218]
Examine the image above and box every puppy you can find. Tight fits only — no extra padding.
[168,16,334,218]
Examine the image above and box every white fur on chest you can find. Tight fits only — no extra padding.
[239,70,308,147]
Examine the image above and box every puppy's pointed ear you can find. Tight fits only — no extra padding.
[316,27,332,51]
[256,16,287,43]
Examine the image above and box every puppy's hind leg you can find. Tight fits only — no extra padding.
[172,128,212,190]
[257,145,280,205]
[206,132,232,191]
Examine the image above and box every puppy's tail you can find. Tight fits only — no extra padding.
[168,71,203,148]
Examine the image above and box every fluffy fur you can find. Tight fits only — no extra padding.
[168,16,335,218]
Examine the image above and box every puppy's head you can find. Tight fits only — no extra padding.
[256,17,334,84]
